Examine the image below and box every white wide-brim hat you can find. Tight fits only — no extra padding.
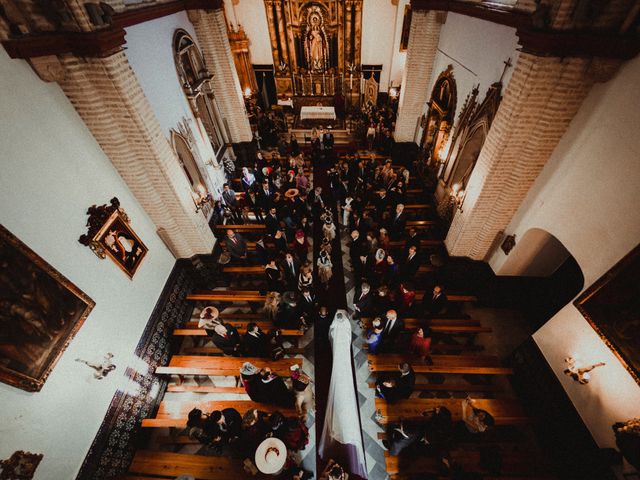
[255,437,287,474]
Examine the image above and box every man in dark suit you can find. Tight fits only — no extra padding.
[322,127,334,151]
[349,230,365,271]
[421,285,448,317]
[389,203,407,240]
[265,207,280,236]
[257,179,274,212]
[380,309,405,352]
[280,252,299,289]
[375,362,415,403]
[353,282,373,318]
[404,227,421,252]
[298,287,316,318]
[243,323,269,357]
[400,245,420,280]
[226,229,247,261]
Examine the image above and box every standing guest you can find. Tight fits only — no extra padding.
[353,282,373,318]
[461,397,495,434]
[281,252,300,290]
[241,167,256,192]
[380,309,404,352]
[371,249,388,286]
[208,408,243,444]
[375,362,415,402]
[410,327,433,363]
[383,421,421,456]
[240,362,264,402]
[385,254,400,288]
[374,285,392,315]
[421,285,448,317]
[400,245,420,280]
[273,229,288,255]
[277,291,302,329]
[265,207,280,235]
[299,287,317,319]
[290,366,313,421]
[397,282,416,312]
[317,250,333,289]
[222,183,241,221]
[378,228,391,252]
[263,291,282,322]
[245,190,262,221]
[282,416,310,452]
[290,134,300,156]
[405,227,421,252]
[260,368,293,407]
[349,230,365,275]
[264,258,283,292]
[243,323,269,357]
[258,179,274,212]
[311,186,326,214]
[267,411,287,440]
[366,231,378,255]
[298,264,313,292]
[341,196,354,228]
[389,203,407,240]
[365,317,384,355]
[291,229,310,263]
[296,170,309,193]
[240,408,269,456]
[315,305,331,343]
[226,229,248,261]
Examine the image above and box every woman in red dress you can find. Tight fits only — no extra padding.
[409,327,432,363]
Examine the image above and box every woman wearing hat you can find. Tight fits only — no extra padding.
[291,229,309,263]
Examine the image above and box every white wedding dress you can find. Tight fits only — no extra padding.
[319,309,367,478]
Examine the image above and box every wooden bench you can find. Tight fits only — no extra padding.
[184,320,296,331]
[142,400,296,428]
[173,327,302,337]
[361,317,481,327]
[365,203,431,212]
[388,239,443,248]
[125,450,258,479]
[187,291,266,303]
[368,354,513,375]
[367,381,499,393]
[216,312,263,320]
[361,318,489,334]
[415,292,478,303]
[213,224,266,232]
[406,220,438,228]
[182,346,306,356]
[156,356,299,379]
[375,397,527,425]
[221,265,265,275]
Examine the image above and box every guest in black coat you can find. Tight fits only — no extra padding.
[389,203,407,240]
[209,408,243,443]
[404,227,422,252]
[375,362,415,403]
[264,207,280,235]
[280,251,300,290]
[243,323,269,357]
[353,282,374,318]
[298,287,317,318]
[400,245,420,280]
[260,368,293,407]
[264,259,283,292]
[380,309,405,352]
[421,285,449,317]
[207,321,241,355]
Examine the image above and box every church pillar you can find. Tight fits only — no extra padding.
[394,9,443,143]
[51,51,216,258]
[445,53,621,260]
[188,7,253,143]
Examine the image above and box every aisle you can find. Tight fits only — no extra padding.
[310,150,365,478]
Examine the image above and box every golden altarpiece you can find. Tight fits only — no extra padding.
[262,0,363,105]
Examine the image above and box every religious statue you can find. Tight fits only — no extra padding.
[305,9,328,72]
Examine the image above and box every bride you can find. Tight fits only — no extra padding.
[319,309,367,478]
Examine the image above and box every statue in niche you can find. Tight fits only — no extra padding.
[304,8,328,72]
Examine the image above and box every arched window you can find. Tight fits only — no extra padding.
[173,29,226,154]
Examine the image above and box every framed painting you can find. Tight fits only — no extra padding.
[574,243,640,385]
[0,225,95,392]
[92,210,148,278]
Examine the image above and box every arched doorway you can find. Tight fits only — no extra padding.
[172,131,210,215]
[421,65,456,163]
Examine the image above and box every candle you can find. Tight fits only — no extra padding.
[349,73,353,90]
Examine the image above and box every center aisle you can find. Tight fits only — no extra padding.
[310,149,366,479]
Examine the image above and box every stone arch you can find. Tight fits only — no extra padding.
[421,65,457,162]
[171,130,207,200]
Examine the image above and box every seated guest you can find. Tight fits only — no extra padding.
[383,420,421,456]
[277,291,302,329]
[291,229,310,263]
[240,362,265,402]
[376,362,415,402]
[263,291,281,322]
[461,397,495,434]
[385,254,400,288]
[404,227,421,252]
[299,287,316,318]
[389,203,407,240]
[353,282,373,318]
[410,327,433,364]
[226,229,248,261]
[371,249,388,288]
[206,320,241,355]
[240,408,269,456]
[267,411,287,440]
[243,323,269,357]
[282,416,310,452]
[209,408,243,444]
[264,258,283,292]
[421,284,448,317]
[421,406,454,448]
[290,366,313,421]
[198,306,219,329]
[260,367,293,407]
[297,264,314,292]
[374,285,392,316]
[365,317,384,355]
[187,408,214,445]
[267,328,285,360]
[281,252,300,289]
[254,235,270,265]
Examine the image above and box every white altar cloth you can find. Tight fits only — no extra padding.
[300,106,336,121]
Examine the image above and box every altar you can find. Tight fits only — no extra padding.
[299,106,336,121]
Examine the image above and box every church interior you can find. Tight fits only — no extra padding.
[1,0,640,479]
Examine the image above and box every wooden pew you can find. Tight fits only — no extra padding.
[187,291,266,303]
[183,320,295,331]
[368,354,513,375]
[142,400,296,428]
[385,449,546,477]
[375,397,527,425]
[156,356,299,378]
[406,220,438,228]
[415,291,478,303]
[365,203,431,212]
[126,450,257,479]
[173,327,303,337]
[213,224,266,232]
[367,381,499,393]
[182,346,306,356]
[361,317,481,327]
[361,318,490,334]
[388,239,444,248]
[222,265,265,275]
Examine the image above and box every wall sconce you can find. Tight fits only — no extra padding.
[564,356,605,384]
[451,183,466,212]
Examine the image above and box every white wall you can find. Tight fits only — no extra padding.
[361,0,398,92]
[124,12,224,197]
[0,50,175,479]
[416,13,520,146]
[224,0,274,65]
[488,56,640,448]
[388,0,410,89]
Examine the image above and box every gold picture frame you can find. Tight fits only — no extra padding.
[574,243,640,385]
[92,210,148,279]
[0,225,95,392]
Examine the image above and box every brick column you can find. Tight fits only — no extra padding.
[394,9,443,143]
[57,51,215,258]
[445,53,597,259]
[189,8,253,143]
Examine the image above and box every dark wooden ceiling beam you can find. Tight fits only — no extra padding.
[1,0,223,59]
[410,0,640,60]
